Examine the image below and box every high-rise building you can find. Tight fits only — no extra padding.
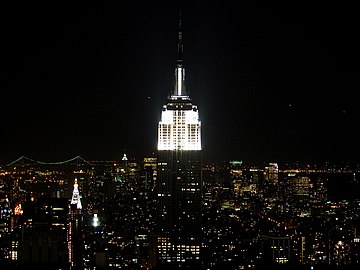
[20,197,69,269]
[156,15,202,268]
[68,178,83,269]
[264,163,279,185]
[260,235,291,265]
[143,156,157,192]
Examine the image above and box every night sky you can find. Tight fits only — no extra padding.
[1,2,359,164]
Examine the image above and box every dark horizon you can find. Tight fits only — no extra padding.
[1,2,359,165]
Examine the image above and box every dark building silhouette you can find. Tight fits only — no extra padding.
[20,197,69,269]
[260,235,291,265]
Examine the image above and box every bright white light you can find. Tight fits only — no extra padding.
[177,68,182,95]
[70,178,82,209]
[93,214,99,227]
[158,107,201,150]
[161,111,173,123]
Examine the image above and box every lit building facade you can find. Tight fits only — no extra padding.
[156,17,202,268]
[68,178,83,269]
[143,157,157,192]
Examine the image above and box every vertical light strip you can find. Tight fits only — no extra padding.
[177,68,182,95]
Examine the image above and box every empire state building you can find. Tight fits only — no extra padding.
[156,16,202,268]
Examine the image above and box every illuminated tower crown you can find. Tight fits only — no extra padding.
[157,14,201,151]
[70,178,82,210]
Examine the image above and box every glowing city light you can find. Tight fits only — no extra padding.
[93,213,99,227]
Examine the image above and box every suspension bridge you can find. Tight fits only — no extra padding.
[3,155,93,167]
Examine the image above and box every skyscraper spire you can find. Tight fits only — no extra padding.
[70,178,82,209]
[158,12,201,151]
[177,11,183,64]
[173,11,188,97]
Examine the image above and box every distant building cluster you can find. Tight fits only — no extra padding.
[0,157,359,269]
[201,160,360,269]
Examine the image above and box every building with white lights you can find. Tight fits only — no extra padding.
[156,16,202,268]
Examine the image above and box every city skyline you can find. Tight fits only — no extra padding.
[1,4,359,269]
[1,146,359,269]
[1,2,359,164]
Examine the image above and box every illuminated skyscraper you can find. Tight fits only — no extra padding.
[156,15,202,268]
[68,178,83,269]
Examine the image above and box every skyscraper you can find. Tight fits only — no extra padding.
[68,178,83,269]
[156,15,202,268]
[21,197,69,269]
